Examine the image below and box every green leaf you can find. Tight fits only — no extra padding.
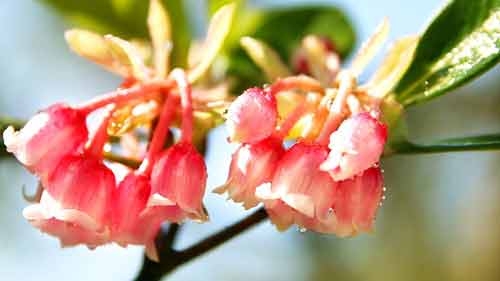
[388,134,500,155]
[40,0,190,68]
[394,0,500,106]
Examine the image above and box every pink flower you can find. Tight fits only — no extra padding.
[226,87,277,144]
[330,167,384,237]
[214,137,285,209]
[256,142,336,231]
[23,154,115,248]
[110,173,152,246]
[111,172,177,261]
[320,112,387,181]
[3,104,88,182]
[149,142,208,221]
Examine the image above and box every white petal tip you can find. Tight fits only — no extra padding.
[147,193,176,207]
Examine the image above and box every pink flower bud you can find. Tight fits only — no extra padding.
[110,173,152,246]
[320,112,387,181]
[214,137,285,209]
[226,87,277,144]
[23,155,115,248]
[149,142,208,221]
[331,167,384,237]
[256,142,336,230]
[3,104,88,182]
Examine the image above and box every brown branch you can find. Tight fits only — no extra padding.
[134,208,268,281]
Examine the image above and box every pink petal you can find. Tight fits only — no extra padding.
[226,87,277,144]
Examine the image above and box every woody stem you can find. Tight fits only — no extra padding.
[134,208,268,281]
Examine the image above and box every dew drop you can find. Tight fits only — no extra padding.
[382,187,387,192]
[381,195,386,201]
[298,227,308,233]
[327,208,334,215]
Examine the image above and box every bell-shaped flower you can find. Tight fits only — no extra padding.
[226,87,277,144]
[110,172,179,261]
[110,173,152,246]
[149,142,208,221]
[320,112,387,181]
[214,137,285,209]
[330,166,384,237]
[3,104,88,182]
[23,155,115,248]
[256,142,336,231]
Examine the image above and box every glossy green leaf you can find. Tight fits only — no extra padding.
[388,134,500,155]
[41,0,190,67]
[394,0,500,106]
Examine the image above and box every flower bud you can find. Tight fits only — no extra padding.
[110,173,152,246]
[256,142,336,230]
[226,87,277,144]
[149,142,208,221]
[3,104,88,182]
[320,112,387,181]
[23,155,115,248]
[214,137,284,209]
[330,167,384,236]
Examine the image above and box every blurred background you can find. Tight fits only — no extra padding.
[1,0,500,280]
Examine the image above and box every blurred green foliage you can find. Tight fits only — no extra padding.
[223,5,356,93]
[40,0,191,67]
[40,0,356,95]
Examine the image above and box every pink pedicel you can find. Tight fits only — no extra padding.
[3,103,88,183]
[320,112,387,181]
[23,155,116,248]
[149,142,208,222]
[256,142,337,230]
[226,87,277,144]
[214,137,285,209]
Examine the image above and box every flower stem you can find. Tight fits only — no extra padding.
[267,75,324,96]
[170,69,193,143]
[138,93,177,174]
[77,80,174,114]
[134,208,268,281]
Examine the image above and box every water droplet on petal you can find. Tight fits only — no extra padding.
[298,227,307,233]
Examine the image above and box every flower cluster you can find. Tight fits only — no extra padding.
[5,69,207,260]
[3,0,410,259]
[2,0,240,260]
[215,20,399,236]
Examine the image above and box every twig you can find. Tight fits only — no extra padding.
[134,208,268,280]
